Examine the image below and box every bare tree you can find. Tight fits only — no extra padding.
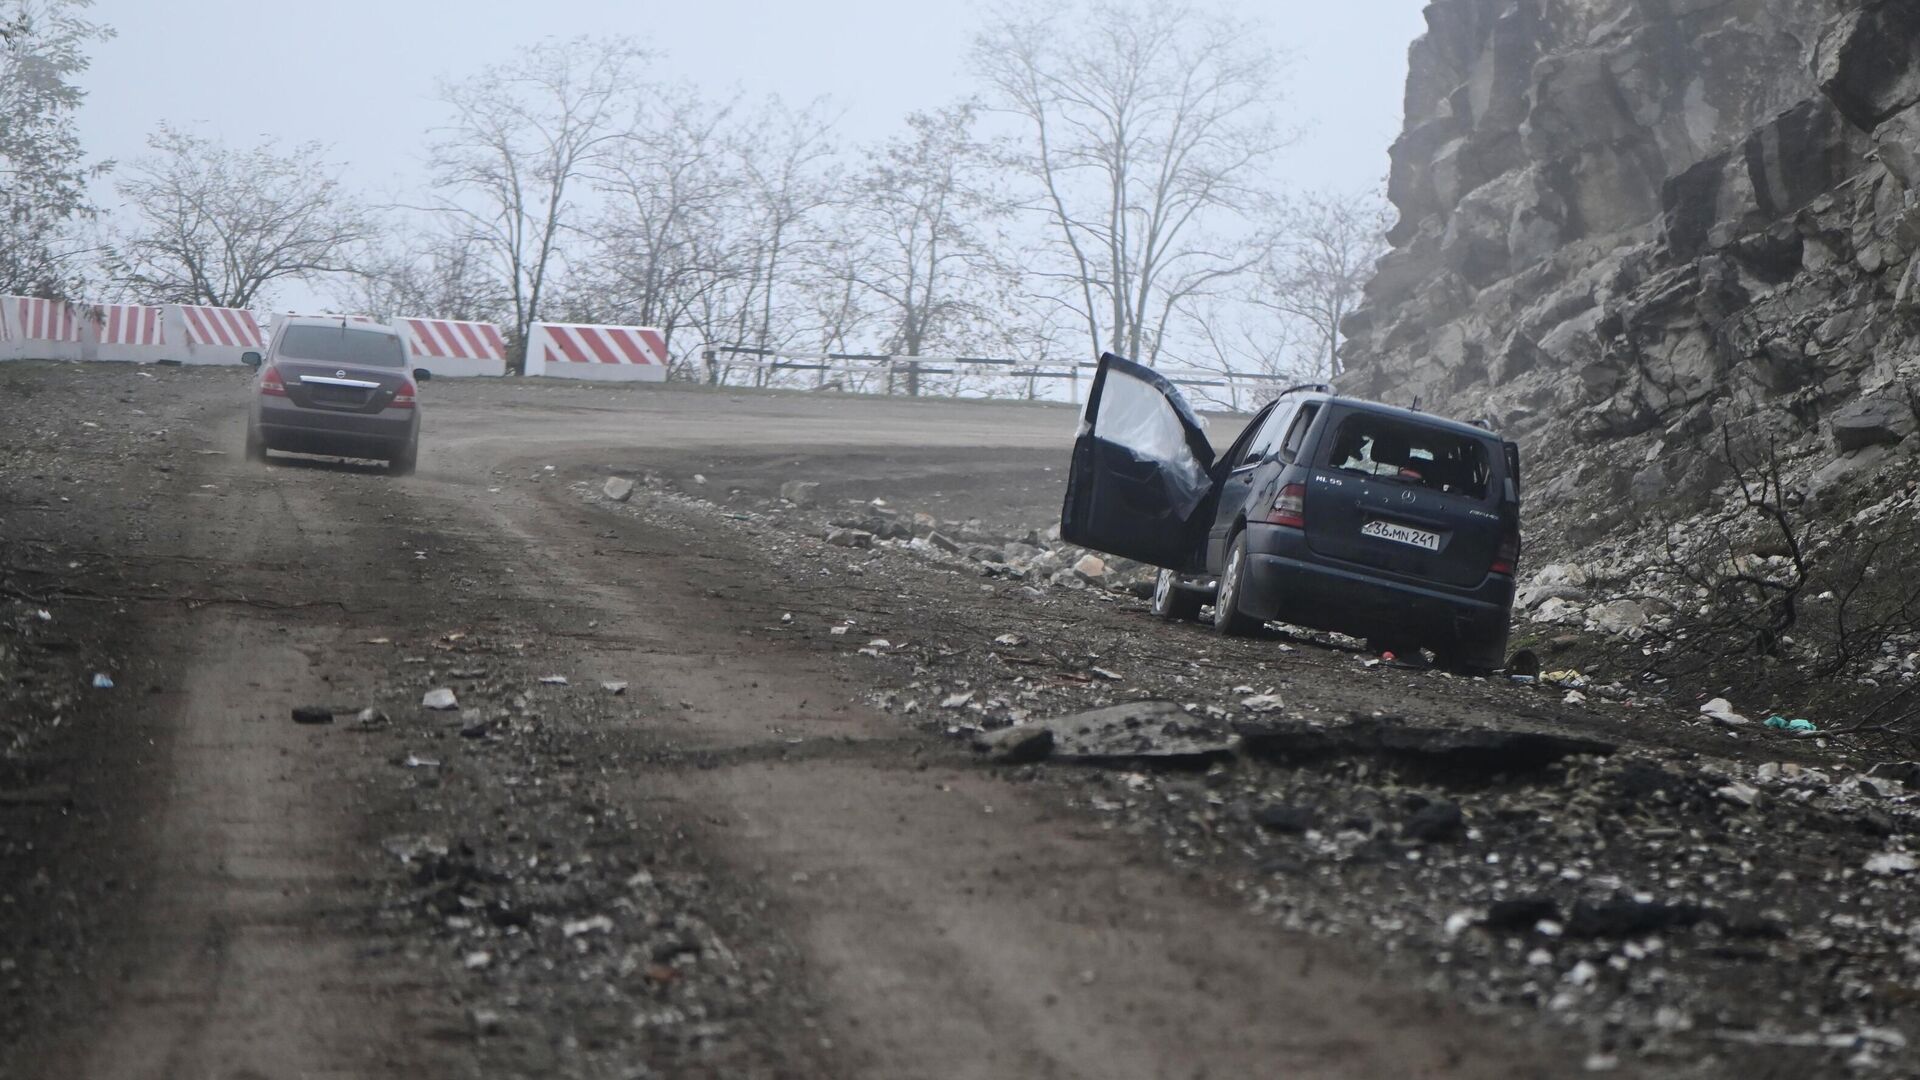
[834,102,1007,393]
[974,0,1287,364]
[1255,189,1389,380]
[733,98,840,381]
[575,85,744,349]
[427,37,643,368]
[334,228,504,323]
[111,126,374,308]
[0,0,112,298]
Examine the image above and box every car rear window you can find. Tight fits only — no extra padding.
[278,325,405,368]
[1321,412,1493,500]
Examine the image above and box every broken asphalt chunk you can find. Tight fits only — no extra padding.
[974,723,1055,764]
[1235,714,1614,777]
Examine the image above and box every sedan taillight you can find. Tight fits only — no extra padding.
[259,365,288,397]
[1491,530,1521,576]
[390,382,416,409]
[1266,482,1307,528]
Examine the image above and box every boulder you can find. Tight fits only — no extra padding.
[1072,554,1108,583]
[1587,599,1649,636]
[1815,2,1920,130]
[1831,397,1913,452]
[602,476,635,503]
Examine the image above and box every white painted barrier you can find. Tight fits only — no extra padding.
[172,305,266,365]
[524,321,669,382]
[0,297,84,361]
[399,316,507,378]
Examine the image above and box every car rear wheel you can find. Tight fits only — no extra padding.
[1150,568,1204,621]
[244,423,268,463]
[1438,627,1509,677]
[387,438,418,477]
[1212,532,1263,637]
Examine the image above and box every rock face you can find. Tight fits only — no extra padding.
[1342,0,1920,455]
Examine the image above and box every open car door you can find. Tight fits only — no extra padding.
[1061,353,1217,570]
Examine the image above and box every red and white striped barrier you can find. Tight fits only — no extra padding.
[0,297,84,361]
[165,304,265,366]
[523,321,669,382]
[16,297,82,343]
[91,304,167,347]
[399,316,507,378]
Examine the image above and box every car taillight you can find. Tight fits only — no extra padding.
[1266,483,1306,528]
[1491,530,1521,576]
[390,382,416,409]
[259,365,287,397]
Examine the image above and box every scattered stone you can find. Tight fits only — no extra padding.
[602,476,636,502]
[352,708,390,730]
[925,531,962,554]
[1252,804,1317,834]
[538,675,569,686]
[602,680,629,694]
[940,691,974,709]
[1403,800,1466,843]
[1586,599,1648,636]
[1717,782,1762,808]
[422,688,458,711]
[1072,554,1107,582]
[779,480,820,507]
[826,528,875,549]
[1865,851,1917,875]
[1485,897,1561,932]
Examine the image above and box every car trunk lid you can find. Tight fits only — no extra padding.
[276,360,405,414]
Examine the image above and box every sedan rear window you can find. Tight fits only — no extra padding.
[1322,413,1492,500]
[278,325,405,368]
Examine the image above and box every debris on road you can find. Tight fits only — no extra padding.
[421,688,458,710]
[602,476,636,503]
[974,723,1055,764]
[291,705,336,725]
[90,673,113,689]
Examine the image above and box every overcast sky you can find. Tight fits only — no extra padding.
[80,1,1428,207]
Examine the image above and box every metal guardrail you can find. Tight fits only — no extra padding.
[694,344,1298,407]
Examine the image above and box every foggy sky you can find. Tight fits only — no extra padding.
[77,0,1428,309]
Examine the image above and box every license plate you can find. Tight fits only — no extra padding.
[1361,519,1441,551]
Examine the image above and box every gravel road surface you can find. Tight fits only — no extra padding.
[2,362,1914,1078]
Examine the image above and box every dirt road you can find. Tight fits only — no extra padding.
[2,364,1913,1078]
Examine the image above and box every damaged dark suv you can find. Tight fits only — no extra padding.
[1062,353,1522,671]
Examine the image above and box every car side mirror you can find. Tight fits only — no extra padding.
[413,368,431,382]
[241,351,262,368]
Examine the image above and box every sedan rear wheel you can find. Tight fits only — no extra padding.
[387,437,418,477]
[1212,532,1263,637]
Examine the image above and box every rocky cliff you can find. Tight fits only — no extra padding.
[1342,0,1920,485]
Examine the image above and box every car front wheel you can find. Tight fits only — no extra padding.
[1212,532,1263,637]
[1151,568,1204,621]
